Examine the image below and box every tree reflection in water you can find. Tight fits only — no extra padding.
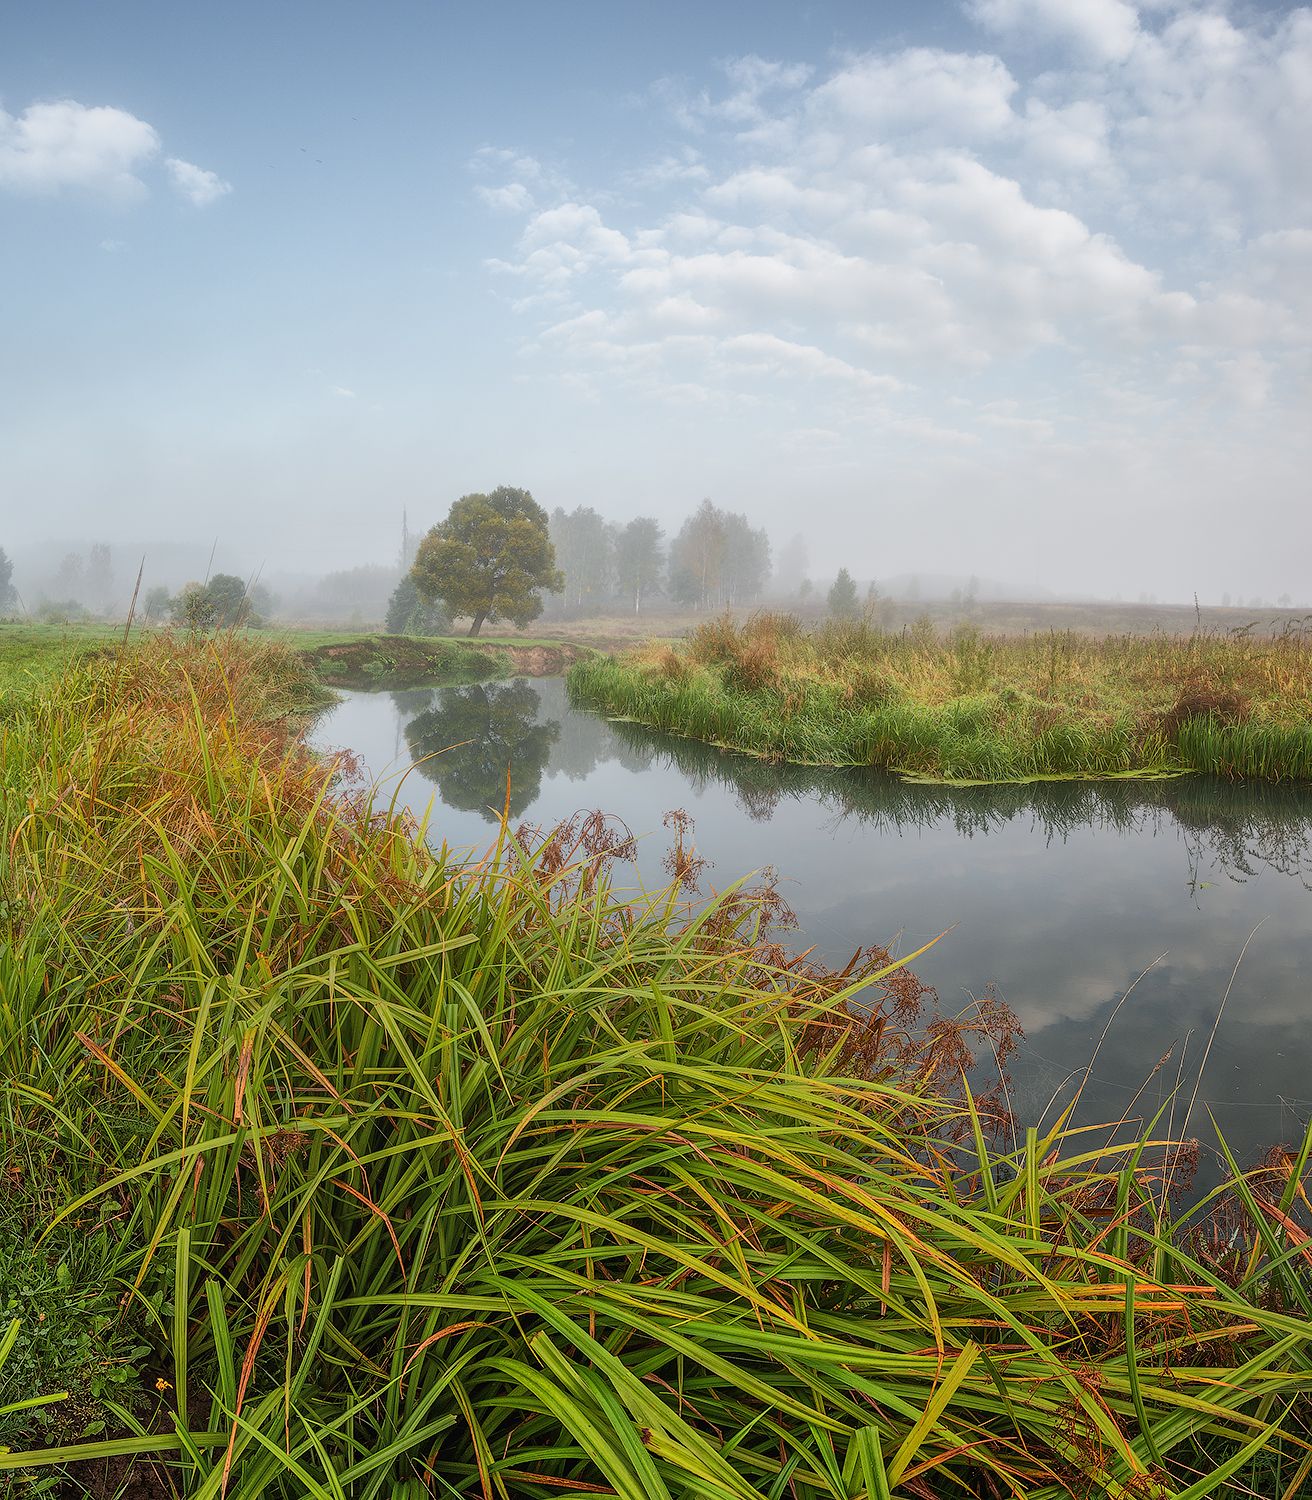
[606,720,1312,888]
[404,681,559,822]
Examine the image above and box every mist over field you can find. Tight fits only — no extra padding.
[2,0,1310,609]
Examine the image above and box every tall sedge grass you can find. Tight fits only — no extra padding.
[568,613,1312,784]
[2,636,1312,1496]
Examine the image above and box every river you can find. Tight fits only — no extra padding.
[311,676,1312,1179]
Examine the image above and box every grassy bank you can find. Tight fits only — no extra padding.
[4,636,1312,1496]
[0,623,596,709]
[568,613,1312,783]
[295,631,593,688]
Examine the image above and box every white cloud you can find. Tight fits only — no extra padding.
[966,0,1141,63]
[469,147,572,218]
[621,150,710,189]
[809,47,1019,141]
[331,386,356,399]
[165,157,232,207]
[477,7,1311,448]
[0,97,231,208]
[476,181,534,213]
[0,99,159,199]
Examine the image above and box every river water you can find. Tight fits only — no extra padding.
[311,677,1312,1175]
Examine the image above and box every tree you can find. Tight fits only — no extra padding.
[53,551,84,601]
[828,568,858,618]
[550,506,615,614]
[774,533,809,597]
[310,565,398,625]
[86,543,113,612]
[386,574,452,636]
[613,517,664,614]
[720,513,772,604]
[168,575,262,630]
[411,486,562,637]
[172,582,217,631]
[249,582,277,622]
[0,547,14,612]
[205,574,260,627]
[668,500,728,610]
[142,585,172,621]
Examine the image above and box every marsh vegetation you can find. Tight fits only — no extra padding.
[568,612,1312,784]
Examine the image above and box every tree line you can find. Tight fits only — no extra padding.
[389,490,778,637]
[547,499,771,616]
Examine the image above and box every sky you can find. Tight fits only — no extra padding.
[1,0,1309,601]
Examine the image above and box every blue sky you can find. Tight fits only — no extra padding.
[2,0,1309,599]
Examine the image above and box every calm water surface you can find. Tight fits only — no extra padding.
[312,678,1312,1173]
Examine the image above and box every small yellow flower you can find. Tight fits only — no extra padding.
[155,1377,173,1393]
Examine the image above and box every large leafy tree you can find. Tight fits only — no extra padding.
[206,574,261,627]
[0,547,15,612]
[613,517,664,614]
[412,486,563,637]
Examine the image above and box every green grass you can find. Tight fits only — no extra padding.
[1,623,597,715]
[568,612,1312,784]
[0,621,121,710]
[3,635,1312,1495]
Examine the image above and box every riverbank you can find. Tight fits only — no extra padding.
[0,623,596,710]
[296,630,593,687]
[2,634,1311,1495]
[568,613,1312,783]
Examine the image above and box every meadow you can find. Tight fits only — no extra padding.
[567,612,1312,784]
[0,622,122,707]
[0,631,1311,1495]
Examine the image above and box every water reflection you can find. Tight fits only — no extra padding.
[373,676,1312,891]
[313,678,1312,1175]
[403,681,559,821]
[599,719,1312,891]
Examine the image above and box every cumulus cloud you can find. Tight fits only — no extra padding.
[0,99,159,199]
[476,7,1311,437]
[966,0,1141,63]
[165,157,232,207]
[0,96,231,207]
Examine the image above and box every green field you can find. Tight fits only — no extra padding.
[2,632,1312,1495]
[569,612,1312,784]
[0,621,121,707]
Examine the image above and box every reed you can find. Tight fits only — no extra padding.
[568,613,1312,784]
[3,635,1312,1496]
